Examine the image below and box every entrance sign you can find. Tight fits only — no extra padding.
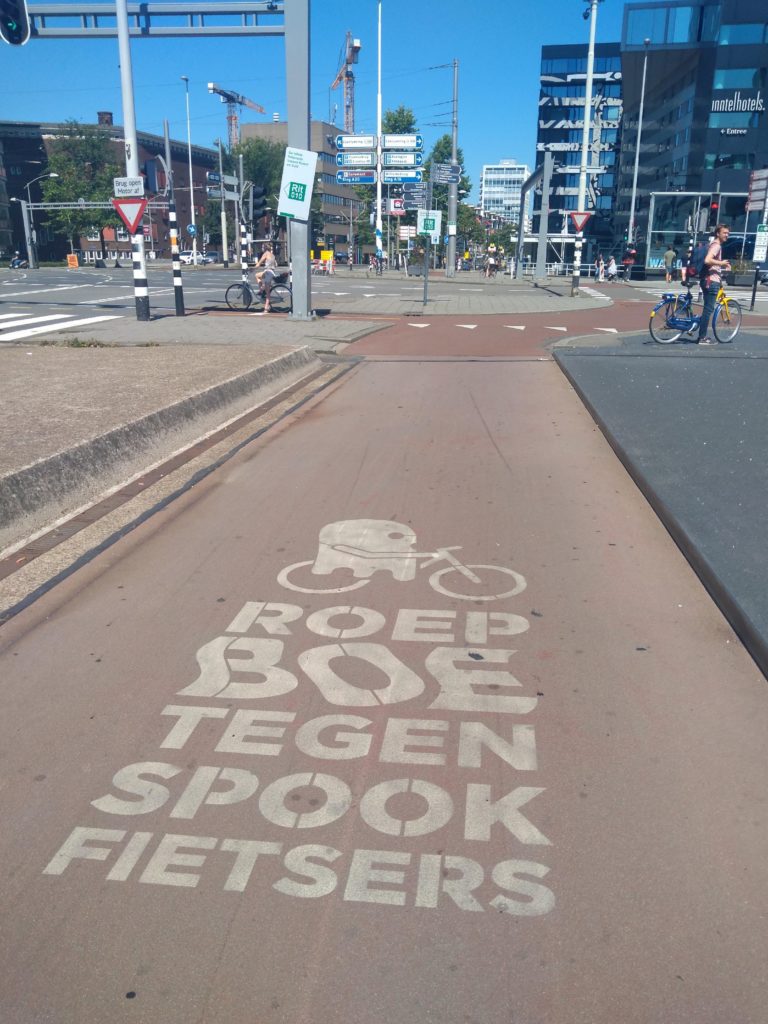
[278,147,318,221]
[111,197,148,234]
[569,211,592,233]
[113,176,145,198]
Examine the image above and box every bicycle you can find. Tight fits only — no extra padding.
[649,282,742,344]
[225,271,292,313]
[277,544,526,602]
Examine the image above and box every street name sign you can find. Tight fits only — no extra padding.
[382,152,423,167]
[113,176,144,198]
[382,133,423,150]
[278,147,318,221]
[111,197,148,234]
[336,169,377,185]
[381,169,424,184]
[336,134,377,150]
[337,152,376,168]
[569,211,592,232]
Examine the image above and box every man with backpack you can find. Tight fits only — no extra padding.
[690,225,731,345]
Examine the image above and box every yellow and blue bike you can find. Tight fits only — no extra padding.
[649,282,742,344]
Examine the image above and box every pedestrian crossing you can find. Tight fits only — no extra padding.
[0,311,123,342]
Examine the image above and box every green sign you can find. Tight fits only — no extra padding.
[278,147,319,222]
[288,181,307,202]
[423,217,436,231]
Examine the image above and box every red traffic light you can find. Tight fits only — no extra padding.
[710,202,719,210]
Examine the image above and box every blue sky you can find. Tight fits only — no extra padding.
[1,0,627,199]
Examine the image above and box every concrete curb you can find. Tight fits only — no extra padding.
[554,351,768,681]
[0,346,320,542]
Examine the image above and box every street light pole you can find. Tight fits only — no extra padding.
[571,0,600,297]
[375,0,383,261]
[23,171,58,268]
[181,75,198,263]
[446,57,459,278]
[627,38,651,256]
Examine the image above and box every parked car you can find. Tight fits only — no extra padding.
[179,250,208,265]
[204,251,221,264]
[758,262,768,286]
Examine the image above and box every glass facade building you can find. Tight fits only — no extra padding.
[534,43,623,251]
[617,0,768,264]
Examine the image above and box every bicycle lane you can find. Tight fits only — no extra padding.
[1,358,767,1024]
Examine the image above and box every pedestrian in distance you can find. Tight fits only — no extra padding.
[606,256,618,282]
[696,223,731,345]
[597,252,605,282]
[664,244,677,283]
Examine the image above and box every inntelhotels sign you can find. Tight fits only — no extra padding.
[711,90,764,113]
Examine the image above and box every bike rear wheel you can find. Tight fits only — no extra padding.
[649,304,683,344]
[225,283,252,311]
[713,299,742,343]
[268,284,292,313]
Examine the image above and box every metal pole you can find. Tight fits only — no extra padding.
[627,39,650,251]
[423,236,430,305]
[285,0,312,320]
[181,76,198,264]
[570,0,598,297]
[116,0,150,321]
[375,0,383,262]
[18,199,34,268]
[24,184,39,269]
[446,58,459,278]
[218,139,229,269]
[164,119,185,316]
[535,151,554,280]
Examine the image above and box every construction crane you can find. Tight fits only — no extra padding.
[330,32,362,135]
[208,82,266,150]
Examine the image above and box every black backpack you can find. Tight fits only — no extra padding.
[686,242,709,281]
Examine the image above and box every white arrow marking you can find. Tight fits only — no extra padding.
[595,327,618,333]
[505,325,526,331]
[407,323,430,328]
[544,326,568,332]
[456,324,478,330]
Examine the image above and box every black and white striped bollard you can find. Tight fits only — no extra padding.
[168,196,185,316]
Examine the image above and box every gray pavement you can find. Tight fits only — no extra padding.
[556,331,768,679]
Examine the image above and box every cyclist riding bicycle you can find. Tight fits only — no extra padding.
[253,242,278,313]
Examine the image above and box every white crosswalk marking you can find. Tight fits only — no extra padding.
[0,315,123,342]
[0,314,71,331]
[505,326,526,331]
[408,323,430,328]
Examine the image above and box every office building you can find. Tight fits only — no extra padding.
[617,0,768,266]
[479,160,530,226]
[534,43,623,252]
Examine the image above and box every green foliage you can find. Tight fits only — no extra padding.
[423,134,472,211]
[41,121,123,247]
[382,106,417,134]
[232,137,286,199]
[457,202,485,245]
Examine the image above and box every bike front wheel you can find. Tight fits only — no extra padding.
[649,305,682,344]
[713,299,742,343]
[268,284,292,314]
[225,283,252,311]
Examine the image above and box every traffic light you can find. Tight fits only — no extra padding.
[143,159,159,194]
[0,0,31,45]
[251,187,266,221]
[708,196,720,229]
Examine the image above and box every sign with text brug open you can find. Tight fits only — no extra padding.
[278,147,319,221]
[42,519,554,918]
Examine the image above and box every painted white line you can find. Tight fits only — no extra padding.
[456,324,478,330]
[1,314,71,331]
[0,284,93,299]
[0,315,123,342]
[459,288,483,292]
[544,326,568,332]
[595,327,618,334]
[0,312,31,321]
[505,325,526,331]
[407,323,430,328]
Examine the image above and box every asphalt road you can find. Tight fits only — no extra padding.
[1,353,767,1023]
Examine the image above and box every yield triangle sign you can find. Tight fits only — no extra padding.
[112,197,148,234]
[569,211,592,233]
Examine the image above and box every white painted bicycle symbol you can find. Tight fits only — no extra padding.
[277,519,526,602]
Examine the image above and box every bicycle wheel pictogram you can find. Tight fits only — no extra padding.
[277,561,370,594]
[428,563,526,601]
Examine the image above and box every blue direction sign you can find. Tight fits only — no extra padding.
[382,152,424,167]
[381,169,424,184]
[381,133,423,151]
[336,134,377,150]
[337,152,376,168]
[336,170,377,185]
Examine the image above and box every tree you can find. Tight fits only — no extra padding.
[382,106,417,135]
[41,121,123,251]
